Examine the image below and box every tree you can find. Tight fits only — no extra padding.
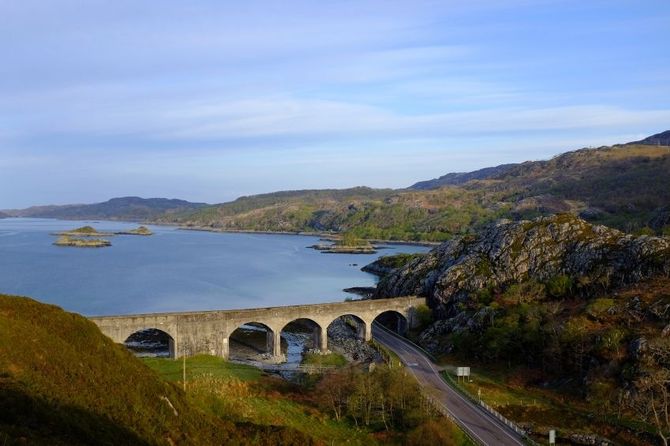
[629,365,670,446]
[629,341,670,446]
[314,368,358,421]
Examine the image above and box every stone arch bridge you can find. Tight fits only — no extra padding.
[89,296,425,361]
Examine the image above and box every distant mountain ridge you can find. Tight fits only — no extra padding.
[626,130,670,146]
[160,131,670,240]
[408,163,518,190]
[6,131,670,240]
[5,196,207,221]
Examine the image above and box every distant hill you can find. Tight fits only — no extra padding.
[154,186,487,241]
[0,211,9,219]
[6,196,207,222]
[8,131,670,240]
[0,294,313,445]
[160,133,670,240]
[477,143,670,230]
[626,130,670,146]
[408,163,517,190]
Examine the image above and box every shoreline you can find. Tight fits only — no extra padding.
[2,216,440,247]
[175,226,440,247]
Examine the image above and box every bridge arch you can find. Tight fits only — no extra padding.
[372,310,408,335]
[123,328,176,359]
[279,317,327,357]
[227,322,276,360]
[327,313,370,342]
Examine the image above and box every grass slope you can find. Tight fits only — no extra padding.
[0,295,311,445]
[144,355,375,445]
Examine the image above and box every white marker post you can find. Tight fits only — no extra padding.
[549,429,556,445]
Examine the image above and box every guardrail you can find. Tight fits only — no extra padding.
[372,322,538,446]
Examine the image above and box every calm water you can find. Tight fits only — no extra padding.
[0,218,429,316]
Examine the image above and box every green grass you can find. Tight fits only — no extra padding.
[302,352,348,367]
[439,362,652,445]
[0,294,267,446]
[144,355,378,445]
[143,354,262,382]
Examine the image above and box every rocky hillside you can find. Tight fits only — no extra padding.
[408,163,517,190]
[162,134,670,240]
[370,214,670,444]
[6,196,207,221]
[473,143,670,230]
[374,214,670,316]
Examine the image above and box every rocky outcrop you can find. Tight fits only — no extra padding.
[374,214,670,317]
[362,253,426,277]
[327,317,381,363]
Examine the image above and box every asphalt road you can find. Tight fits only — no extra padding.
[372,324,527,446]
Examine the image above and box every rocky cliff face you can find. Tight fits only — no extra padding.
[375,214,670,317]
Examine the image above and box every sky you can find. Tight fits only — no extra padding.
[1,0,669,208]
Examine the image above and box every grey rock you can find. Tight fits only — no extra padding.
[568,433,613,445]
[375,214,670,318]
[629,337,648,359]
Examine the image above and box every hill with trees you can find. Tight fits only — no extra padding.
[407,163,518,190]
[158,133,670,241]
[7,132,670,242]
[370,214,670,445]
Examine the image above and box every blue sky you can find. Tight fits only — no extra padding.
[1,0,669,208]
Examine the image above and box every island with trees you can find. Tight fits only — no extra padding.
[51,225,153,248]
[53,235,112,248]
[309,233,378,254]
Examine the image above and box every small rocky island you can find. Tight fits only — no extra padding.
[54,225,113,237]
[53,235,111,248]
[309,233,378,254]
[52,225,153,248]
[115,226,153,236]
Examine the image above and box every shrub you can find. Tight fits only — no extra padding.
[415,304,434,329]
[586,298,615,319]
[546,275,574,298]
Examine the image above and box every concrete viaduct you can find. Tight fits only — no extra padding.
[89,296,425,361]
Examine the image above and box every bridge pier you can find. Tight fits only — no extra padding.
[222,337,229,359]
[272,329,285,363]
[360,321,371,342]
[316,325,328,353]
[168,337,176,359]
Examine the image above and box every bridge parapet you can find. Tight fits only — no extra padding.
[90,296,426,361]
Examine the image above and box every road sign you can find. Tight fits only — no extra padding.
[457,366,470,377]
